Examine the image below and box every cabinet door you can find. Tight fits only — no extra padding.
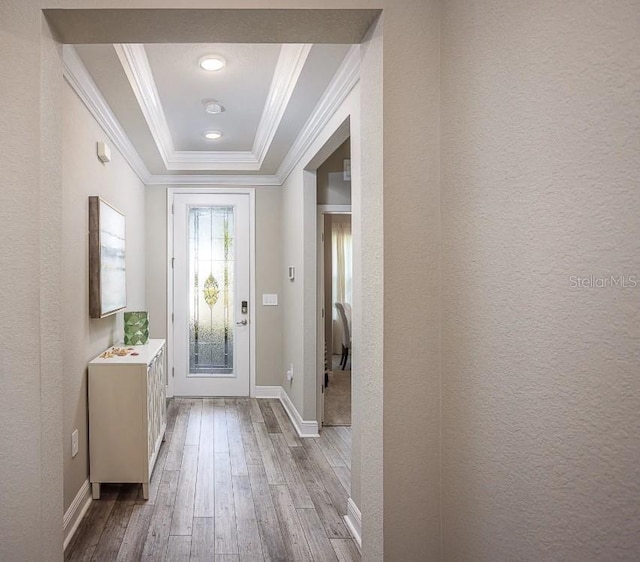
[158,347,166,429]
[147,362,155,461]
[146,346,167,465]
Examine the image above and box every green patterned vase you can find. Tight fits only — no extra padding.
[124,311,149,345]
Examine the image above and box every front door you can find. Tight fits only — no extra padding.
[173,193,251,396]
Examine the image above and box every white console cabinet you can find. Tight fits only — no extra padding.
[88,339,166,500]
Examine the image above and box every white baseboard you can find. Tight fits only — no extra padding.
[344,497,362,552]
[278,387,319,437]
[63,479,92,550]
[255,386,319,437]
[254,385,282,399]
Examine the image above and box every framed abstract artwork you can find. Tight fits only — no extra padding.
[89,196,126,318]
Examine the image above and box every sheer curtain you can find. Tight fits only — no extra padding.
[332,218,352,352]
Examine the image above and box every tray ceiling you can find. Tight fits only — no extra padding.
[69,42,351,177]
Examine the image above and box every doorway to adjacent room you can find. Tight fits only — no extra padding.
[317,138,352,427]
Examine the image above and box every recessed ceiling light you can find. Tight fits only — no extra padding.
[203,101,225,114]
[199,56,226,71]
[203,130,223,140]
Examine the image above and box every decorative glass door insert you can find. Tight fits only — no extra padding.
[189,206,235,375]
[173,192,251,397]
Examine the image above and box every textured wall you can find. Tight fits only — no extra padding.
[62,81,147,511]
[382,0,442,559]
[355,15,384,559]
[40,17,66,554]
[0,3,63,558]
[145,186,284,388]
[441,1,640,559]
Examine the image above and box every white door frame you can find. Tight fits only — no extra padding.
[166,187,256,398]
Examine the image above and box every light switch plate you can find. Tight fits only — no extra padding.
[262,294,278,306]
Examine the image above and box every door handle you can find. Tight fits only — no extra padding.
[236,319,248,326]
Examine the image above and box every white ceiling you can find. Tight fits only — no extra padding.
[71,42,351,177]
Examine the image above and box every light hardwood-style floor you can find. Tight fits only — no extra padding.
[65,398,359,562]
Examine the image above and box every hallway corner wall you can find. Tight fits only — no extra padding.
[355,12,384,560]
[62,80,147,513]
[381,0,443,557]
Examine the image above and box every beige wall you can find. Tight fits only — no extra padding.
[317,139,352,205]
[382,1,442,559]
[280,168,308,413]
[441,1,640,559]
[254,187,284,387]
[145,185,167,340]
[0,5,65,558]
[145,186,284,388]
[355,17,384,557]
[62,81,147,511]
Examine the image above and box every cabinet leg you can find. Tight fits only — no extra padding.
[142,483,149,500]
[92,483,101,500]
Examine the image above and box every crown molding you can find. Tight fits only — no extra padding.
[275,45,360,184]
[62,45,152,184]
[145,174,281,186]
[113,44,176,168]
[253,44,312,164]
[114,43,310,172]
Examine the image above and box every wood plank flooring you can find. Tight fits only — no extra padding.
[65,398,358,562]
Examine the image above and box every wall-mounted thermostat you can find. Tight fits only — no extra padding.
[288,266,295,281]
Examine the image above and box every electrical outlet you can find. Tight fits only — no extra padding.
[71,429,79,458]
[286,363,294,382]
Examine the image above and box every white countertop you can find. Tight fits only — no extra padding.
[88,339,165,366]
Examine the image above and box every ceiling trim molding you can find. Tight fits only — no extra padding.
[276,45,361,184]
[62,45,152,184]
[252,44,313,165]
[113,44,176,168]
[114,43,311,172]
[145,174,282,186]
